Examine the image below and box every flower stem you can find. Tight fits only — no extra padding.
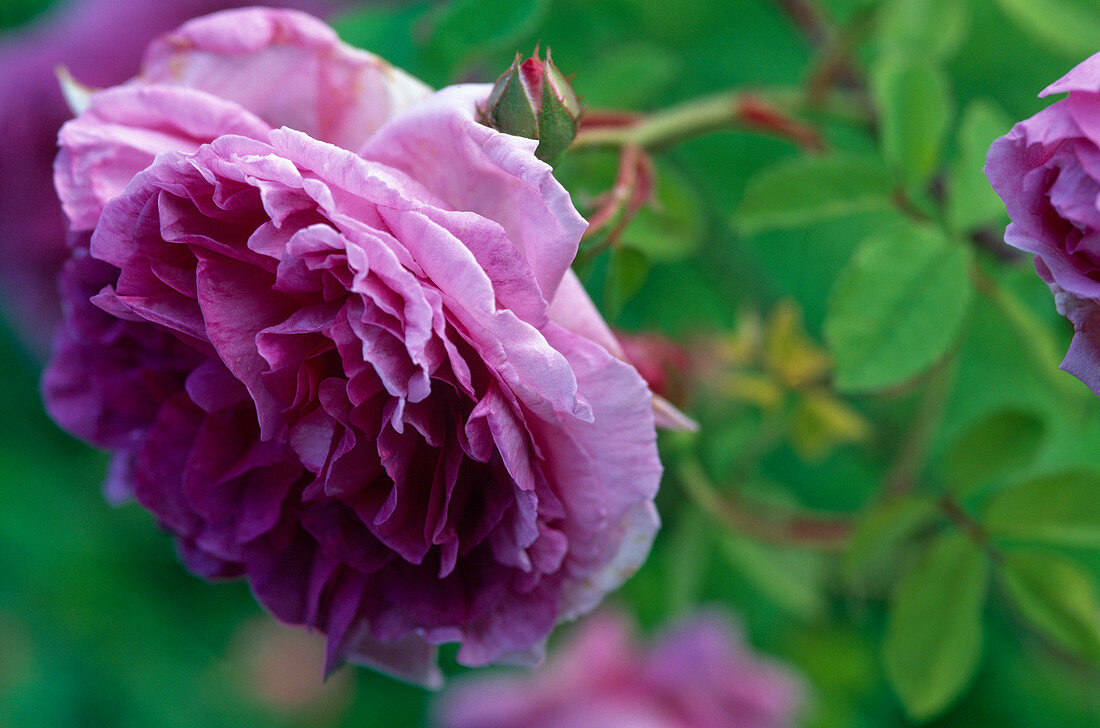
[804,3,878,107]
[937,494,994,552]
[571,91,824,153]
[772,0,830,48]
[678,459,852,551]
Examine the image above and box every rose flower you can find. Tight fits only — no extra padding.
[435,611,805,728]
[986,53,1100,395]
[0,0,332,355]
[43,8,665,685]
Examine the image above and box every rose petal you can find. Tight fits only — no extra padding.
[140,8,431,149]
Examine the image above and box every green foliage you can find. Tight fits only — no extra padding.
[662,507,711,616]
[624,161,705,261]
[604,245,650,317]
[717,532,829,622]
[421,0,549,78]
[8,0,1100,726]
[944,409,1045,495]
[578,46,682,108]
[736,155,895,236]
[0,0,54,28]
[877,0,970,62]
[332,3,432,73]
[883,531,989,721]
[843,496,940,587]
[872,58,952,190]
[999,551,1100,661]
[983,472,1100,549]
[825,224,973,392]
[948,100,1014,233]
[993,0,1100,58]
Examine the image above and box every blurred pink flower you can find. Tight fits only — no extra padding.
[0,0,332,354]
[617,331,694,407]
[44,8,664,685]
[435,611,805,728]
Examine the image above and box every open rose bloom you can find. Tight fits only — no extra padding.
[0,0,330,354]
[986,53,1100,394]
[435,612,805,728]
[44,8,666,685]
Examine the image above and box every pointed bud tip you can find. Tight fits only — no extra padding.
[481,46,583,165]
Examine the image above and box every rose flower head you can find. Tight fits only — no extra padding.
[986,52,1100,395]
[43,8,668,685]
[434,611,805,728]
[0,0,332,355]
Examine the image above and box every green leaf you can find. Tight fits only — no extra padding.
[578,45,682,108]
[948,100,1014,233]
[735,155,894,236]
[825,224,973,392]
[994,0,1100,58]
[604,246,650,317]
[983,471,1100,548]
[883,531,989,720]
[424,0,549,76]
[718,533,828,621]
[332,2,432,72]
[625,162,705,261]
[843,496,940,586]
[0,0,54,28]
[871,59,952,189]
[1000,550,1100,660]
[877,0,970,61]
[944,409,1045,495]
[663,508,711,616]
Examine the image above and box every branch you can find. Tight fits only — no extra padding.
[571,91,824,153]
[883,351,958,497]
[772,0,830,48]
[679,459,853,551]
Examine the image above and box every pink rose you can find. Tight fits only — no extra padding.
[987,53,1100,393]
[0,0,333,354]
[44,8,664,684]
[435,611,805,728]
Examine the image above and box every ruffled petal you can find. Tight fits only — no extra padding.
[360,84,588,301]
[140,8,431,149]
[55,85,271,231]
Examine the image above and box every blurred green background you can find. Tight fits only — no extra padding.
[4,0,1100,726]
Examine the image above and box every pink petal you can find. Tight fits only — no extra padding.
[360,84,588,301]
[140,8,431,149]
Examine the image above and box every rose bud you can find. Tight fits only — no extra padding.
[480,48,582,164]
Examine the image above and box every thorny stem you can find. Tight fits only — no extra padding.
[679,459,853,552]
[571,91,824,153]
[577,145,654,265]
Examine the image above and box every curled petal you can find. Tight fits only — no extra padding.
[141,8,432,149]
